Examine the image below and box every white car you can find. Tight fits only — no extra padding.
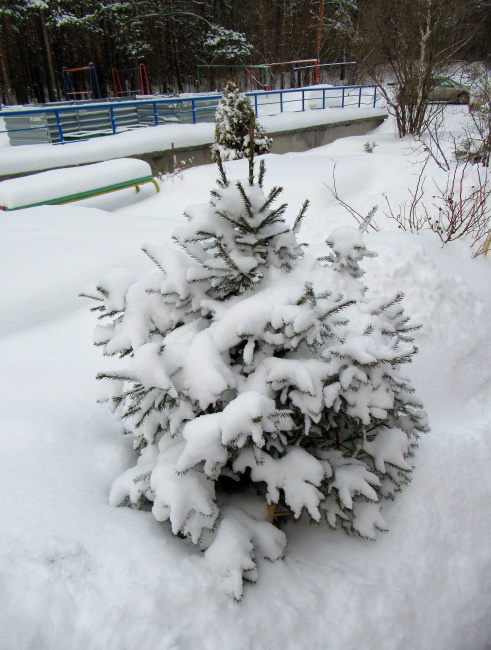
[428,78,470,104]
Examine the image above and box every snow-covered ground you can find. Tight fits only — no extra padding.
[0,107,490,649]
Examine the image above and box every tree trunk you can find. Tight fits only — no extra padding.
[0,36,13,104]
[0,17,13,104]
[315,0,325,63]
[39,10,59,101]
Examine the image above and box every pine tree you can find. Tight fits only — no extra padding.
[82,153,428,599]
[211,81,272,162]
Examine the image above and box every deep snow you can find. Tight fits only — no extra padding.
[0,106,490,649]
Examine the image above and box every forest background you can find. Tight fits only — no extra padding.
[1,0,490,105]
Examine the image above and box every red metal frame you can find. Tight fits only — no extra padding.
[112,64,150,97]
[62,62,100,100]
[264,59,318,87]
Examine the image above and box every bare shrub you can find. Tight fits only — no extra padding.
[384,161,491,254]
[414,107,452,172]
[383,160,430,231]
[326,166,380,232]
[429,164,491,252]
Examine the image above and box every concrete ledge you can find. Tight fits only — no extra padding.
[128,113,387,177]
[269,115,387,153]
[129,144,213,178]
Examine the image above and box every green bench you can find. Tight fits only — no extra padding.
[0,158,159,211]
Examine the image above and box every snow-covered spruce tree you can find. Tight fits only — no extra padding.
[211,81,272,162]
[82,154,428,599]
[202,25,254,62]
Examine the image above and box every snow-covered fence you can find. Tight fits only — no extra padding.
[0,96,221,145]
[249,85,379,115]
[0,85,381,146]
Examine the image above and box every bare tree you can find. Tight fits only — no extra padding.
[358,0,482,137]
[315,0,325,63]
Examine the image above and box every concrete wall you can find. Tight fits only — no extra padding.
[130,144,213,178]
[269,115,386,153]
[130,114,387,177]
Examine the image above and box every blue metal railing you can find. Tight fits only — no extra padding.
[246,85,380,117]
[0,85,382,145]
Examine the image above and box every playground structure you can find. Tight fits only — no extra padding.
[196,60,357,93]
[112,64,151,97]
[293,62,357,88]
[197,60,319,93]
[62,62,151,101]
[62,62,101,100]
[60,60,356,101]
[197,65,271,93]
[265,59,318,89]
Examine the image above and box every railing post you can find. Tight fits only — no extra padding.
[342,87,345,108]
[192,99,196,124]
[302,89,305,112]
[153,102,159,126]
[323,88,325,110]
[373,86,377,107]
[280,91,283,113]
[55,110,64,144]
[254,94,258,117]
[358,86,362,107]
[109,105,116,134]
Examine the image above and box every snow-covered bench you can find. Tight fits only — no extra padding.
[0,158,159,211]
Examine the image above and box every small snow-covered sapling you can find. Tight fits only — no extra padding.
[211,81,272,162]
[364,141,377,153]
[82,153,428,598]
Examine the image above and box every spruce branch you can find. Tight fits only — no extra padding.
[259,186,283,213]
[216,155,229,188]
[371,293,404,315]
[321,300,356,319]
[79,291,103,302]
[142,245,165,272]
[258,159,266,188]
[293,199,310,234]
[256,203,288,231]
[95,285,109,298]
[255,226,290,246]
[235,181,256,222]
[215,209,254,234]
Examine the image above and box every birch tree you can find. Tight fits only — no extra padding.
[359,0,482,137]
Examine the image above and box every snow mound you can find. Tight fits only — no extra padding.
[0,158,152,209]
